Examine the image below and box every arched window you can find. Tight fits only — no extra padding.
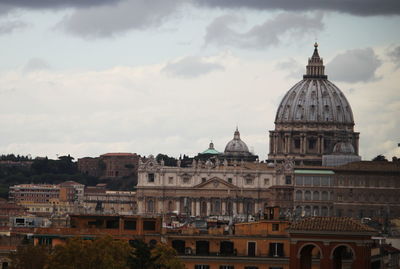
[147,200,154,213]
[321,191,328,201]
[245,201,254,215]
[313,191,319,201]
[304,191,311,201]
[304,206,311,217]
[168,201,174,212]
[313,206,319,216]
[296,190,302,200]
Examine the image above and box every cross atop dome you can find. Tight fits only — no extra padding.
[304,42,327,79]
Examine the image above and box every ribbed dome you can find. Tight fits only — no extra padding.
[275,43,354,125]
[224,128,250,155]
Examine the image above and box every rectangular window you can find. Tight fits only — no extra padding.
[246,178,254,185]
[269,243,284,257]
[168,177,174,184]
[304,176,312,186]
[294,138,301,149]
[195,266,210,269]
[272,224,279,231]
[248,242,256,257]
[295,176,302,186]
[143,220,156,231]
[148,173,155,183]
[106,219,119,229]
[312,176,320,186]
[38,237,52,246]
[124,220,137,230]
[219,266,234,269]
[264,178,269,185]
[308,138,316,149]
[202,177,207,183]
[245,267,258,269]
[228,178,232,184]
[285,176,291,184]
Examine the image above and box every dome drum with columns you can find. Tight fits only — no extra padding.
[268,43,360,165]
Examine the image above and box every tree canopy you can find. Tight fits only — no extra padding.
[9,237,184,269]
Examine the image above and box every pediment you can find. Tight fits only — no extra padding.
[193,177,238,190]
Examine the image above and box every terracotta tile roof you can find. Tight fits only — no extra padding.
[289,217,377,233]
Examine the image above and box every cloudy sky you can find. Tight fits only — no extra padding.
[0,0,399,161]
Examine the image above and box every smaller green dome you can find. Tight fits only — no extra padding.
[201,142,220,155]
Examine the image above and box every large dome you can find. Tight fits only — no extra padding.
[224,128,250,155]
[275,80,354,124]
[275,44,354,125]
[268,43,360,166]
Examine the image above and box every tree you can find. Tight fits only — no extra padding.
[47,236,131,269]
[128,240,154,269]
[9,245,49,269]
[372,154,388,162]
[151,243,185,269]
[127,240,184,269]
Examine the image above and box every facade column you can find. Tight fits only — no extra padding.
[196,200,200,216]
[269,133,274,154]
[320,136,325,154]
[254,201,259,216]
[239,201,244,214]
[302,134,307,154]
[158,200,163,214]
[191,201,196,216]
[317,135,322,154]
[284,135,289,154]
[222,201,226,215]
[233,202,237,215]
[355,133,360,155]
[206,201,211,216]
[175,200,180,214]
[138,200,144,214]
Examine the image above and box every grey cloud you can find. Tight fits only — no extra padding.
[58,0,183,38]
[387,46,400,69]
[0,20,27,34]
[327,48,382,83]
[0,0,120,9]
[205,12,324,49]
[194,0,400,16]
[23,58,51,73]
[276,58,303,78]
[162,56,224,78]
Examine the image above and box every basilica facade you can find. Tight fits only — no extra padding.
[135,44,400,220]
[135,132,294,218]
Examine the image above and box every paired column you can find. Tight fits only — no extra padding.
[191,201,196,216]
[196,200,200,216]
[206,201,211,216]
